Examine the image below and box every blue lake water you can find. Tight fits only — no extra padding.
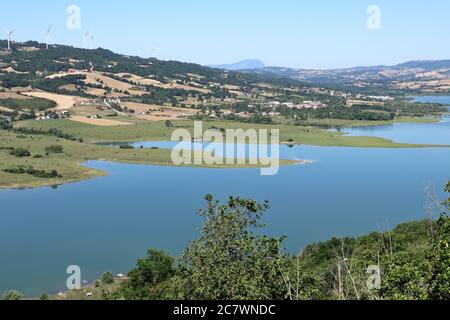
[331,97,450,145]
[0,97,449,297]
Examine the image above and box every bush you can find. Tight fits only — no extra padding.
[119,145,134,149]
[2,290,23,300]
[177,195,287,300]
[9,148,31,157]
[39,293,49,300]
[0,119,12,130]
[120,250,175,300]
[45,145,64,154]
[3,165,62,178]
[101,272,115,285]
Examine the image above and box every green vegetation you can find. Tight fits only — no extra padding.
[39,293,49,300]
[3,165,62,179]
[2,290,23,301]
[16,118,446,148]
[45,145,64,154]
[9,148,31,157]
[0,97,56,112]
[120,250,176,300]
[42,182,450,301]
[1,115,445,189]
[281,101,448,122]
[101,272,115,285]
[0,127,296,189]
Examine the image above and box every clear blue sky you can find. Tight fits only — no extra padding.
[1,0,449,69]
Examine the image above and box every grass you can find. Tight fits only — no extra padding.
[296,116,440,128]
[2,115,447,189]
[50,279,123,300]
[0,129,297,189]
[15,117,447,148]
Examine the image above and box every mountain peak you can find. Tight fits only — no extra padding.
[209,59,265,71]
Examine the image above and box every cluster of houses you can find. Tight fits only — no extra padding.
[300,87,353,99]
[36,110,70,120]
[266,100,327,110]
[357,94,395,102]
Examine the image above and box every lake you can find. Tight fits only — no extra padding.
[331,96,450,145]
[0,96,449,297]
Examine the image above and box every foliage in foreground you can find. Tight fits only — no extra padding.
[4,183,449,300]
[98,182,450,301]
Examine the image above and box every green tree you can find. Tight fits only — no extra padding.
[2,290,23,300]
[381,252,430,300]
[177,195,288,300]
[121,249,175,299]
[101,272,115,285]
[428,182,450,300]
[9,148,31,157]
[39,293,49,300]
[45,145,64,154]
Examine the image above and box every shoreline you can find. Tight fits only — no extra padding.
[0,157,305,191]
[1,114,449,191]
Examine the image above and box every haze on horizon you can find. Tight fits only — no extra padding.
[1,0,449,70]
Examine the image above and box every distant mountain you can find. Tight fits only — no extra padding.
[248,60,450,94]
[210,59,265,71]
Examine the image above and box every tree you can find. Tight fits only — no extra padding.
[2,290,23,300]
[428,182,450,300]
[45,145,64,154]
[177,195,288,300]
[101,272,115,285]
[165,120,173,128]
[121,250,175,299]
[39,293,49,300]
[9,148,31,157]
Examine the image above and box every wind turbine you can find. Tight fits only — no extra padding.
[4,28,15,50]
[44,25,51,49]
[83,31,89,49]
[90,33,96,49]
[151,47,160,58]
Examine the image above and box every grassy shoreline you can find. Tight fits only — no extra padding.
[0,128,300,190]
[1,116,448,190]
[16,116,448,147]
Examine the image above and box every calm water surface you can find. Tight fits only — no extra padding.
[332,96,450,145]
[0,96,449,297]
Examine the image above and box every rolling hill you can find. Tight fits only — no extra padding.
[248,60,450,94]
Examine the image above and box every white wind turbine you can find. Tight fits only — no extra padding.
[83,31,90,49]
[90,33,96,49]
[44,25,51,49]
[151,47,160,58]
[4,28,15,50]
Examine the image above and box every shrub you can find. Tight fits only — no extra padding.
[39,293,49,300]
[9,148,31,157]
[2,290,23,300]
[3,165,62,178]
[101,272,115,285]
[45,145,64,154]
[119,145,134,149]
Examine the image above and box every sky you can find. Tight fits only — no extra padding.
[1,0,449,69]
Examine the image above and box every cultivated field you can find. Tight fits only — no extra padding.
[116,73,211,93]
[69,116,132,126]
[22,91,88,110]
[123,101,199,121]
